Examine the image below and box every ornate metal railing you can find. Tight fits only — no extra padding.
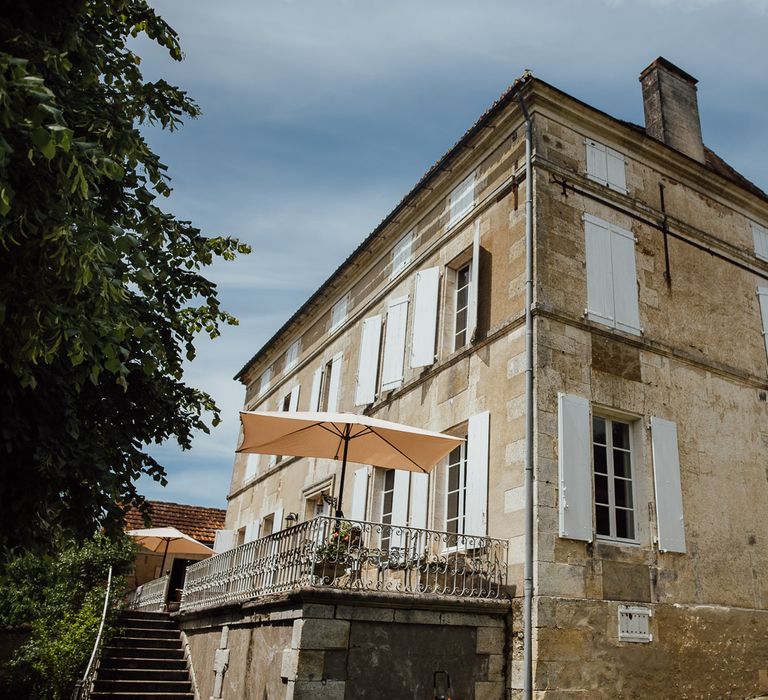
[126,574,169,612]
[180,516,508,613]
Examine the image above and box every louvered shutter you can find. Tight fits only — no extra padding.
[244,454,259,483]
[465,411,489,536]
[606,147,627,193]
[326,353,343,412]
[753,224,768,262]
[584,214,615,326]
[410,268,440,368]
[244,519,261,543]
[558,393,592,542]
[449,172,475,227]
[309,366,323,411]
[349,466,370,522]
[381,297,409,390]
[409,472,429,530]
[213,529,237,553]
[586,139,608,185]
[355,316,382,405]
[288,384,300,412]
[758,288,768,362]
[610,224,641,335]
[467,220,481,343]
[390,470,410,549]
[650,417,686,553]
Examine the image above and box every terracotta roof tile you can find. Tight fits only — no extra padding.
[123,500,226,547]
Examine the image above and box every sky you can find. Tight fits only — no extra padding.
[134,0,768,507]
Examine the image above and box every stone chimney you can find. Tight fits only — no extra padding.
[639,57,705,163]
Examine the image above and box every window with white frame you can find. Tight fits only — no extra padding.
[753,222,768,262]
[445,441,467,546]
[592,415,635,541]
[330,294,349,332]
[285,339,301,372]
[586,139,627,193]
[391,230,414,279]
[449,172,476,228]
[380,469,396,551]
[758,287,768,363]
[453,263,472,350]
[584,214,641,335]
[257,365,272,397]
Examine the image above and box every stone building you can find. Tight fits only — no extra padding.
[175,58,768,699]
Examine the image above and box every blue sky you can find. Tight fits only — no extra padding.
[135,0,768,507]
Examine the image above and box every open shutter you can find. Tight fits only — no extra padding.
[244,454,259,483]
[584,214,615,326]
[326,353,343,412]
[288,384,300,412]
[309,366,323,412]
[390,470,410,549]
[349,466,370,522]
[271,508,284,534]
[586,139,608,185]
[410,268,440,368]
[213,529,237,553]
[606,147,627,193]
[651,417,686,553]
[244,519,261,543]
[758,288,768,362]
[558,393,592,542]
[610,224,641,335]
[409,473,429,530]
[465,411,489,536]
[381,297,409,390]
[467,220,481,343]
[355,316,382,405]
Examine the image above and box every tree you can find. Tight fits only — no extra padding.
[0,0,248,551]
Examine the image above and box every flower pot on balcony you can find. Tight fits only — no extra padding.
[312,559,348,583]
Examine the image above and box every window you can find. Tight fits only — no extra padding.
[285,339,301,372]
[584,214,641,335]
[391,231,413,279]
[244,454,259,483]
[330,294,349,332]
[453,263,471,350]
[753,222,768,262]
[380,469,396,551]
[257,365,272,397]
[316,353,342,412]
[448,172,476,228]
[592,415,635,541]
[445,441,467,546]
[586,139,627,193]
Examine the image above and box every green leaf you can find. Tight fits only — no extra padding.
[30,127,55,159]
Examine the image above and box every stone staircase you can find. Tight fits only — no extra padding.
[89,610,194,699]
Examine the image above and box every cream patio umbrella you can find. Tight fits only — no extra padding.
[127,526,215,575]
[237,410,464,518]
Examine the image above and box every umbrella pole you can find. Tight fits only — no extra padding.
[159,538,170,576]
[335,427,351,519]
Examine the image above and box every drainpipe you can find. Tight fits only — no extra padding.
[516,90,534,700]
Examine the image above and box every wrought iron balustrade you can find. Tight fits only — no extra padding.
[126,574,170,612]
[180,516,508,613]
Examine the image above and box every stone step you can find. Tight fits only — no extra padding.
[119,616,177,631]
[112,636,181,649]
[97,668,190,682]
[118,610,170,621]
[102,646,185,660]
[93,679,192,693]
[98,656,188,671]
[116,627,181,640]
[90,693,193,699]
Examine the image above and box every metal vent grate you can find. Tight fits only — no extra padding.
[618,605,652,643]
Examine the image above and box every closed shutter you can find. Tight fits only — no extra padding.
[586,139,608,185]
[244,519,261,543]
[272,508,284,534]
[390,470,410,549]
[381,297,409,390]
[753,224,768,262]
[606,147,627,193]
[409,472,429,530]
[410,268,440,368]
[326,353,343,412]
[558,393,592,542]
[465,411,489,536]
[244,454,259,483]
[355,316,382,405]
[449,172,475,227]
[584,214,615,326]
[467,220,480,344]
[309,366,323,412]
[213,529,237,553]
[758,288,768,363]
[650,417,686,553]
[288,384,300,412]
[349,466,370,522]
[610,224,641,334]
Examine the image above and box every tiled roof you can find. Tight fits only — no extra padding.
[123,500,226,547]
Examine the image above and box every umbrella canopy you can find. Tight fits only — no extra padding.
[128,527,214,572]
[237,410,464,517]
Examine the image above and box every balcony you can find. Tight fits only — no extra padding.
[177,516,508,613]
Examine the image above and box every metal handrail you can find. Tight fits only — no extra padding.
[71,565,112,700]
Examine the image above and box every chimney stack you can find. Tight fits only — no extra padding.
[639,57,705,163]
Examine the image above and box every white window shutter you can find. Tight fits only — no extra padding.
[381,297,409,390]
[355,315,382,405]
[449,172,476,227]
[410,268,440,368]
[213,529,237,553]
[309,366,323,412]
[753,223,768,262]
[557,393,592,542]
[349,466,370,522]
[244,454,259,483]
[272,508,284,534]
[409,472,429,530]
[467,220,480,344]
[606,148,627,193]
[389,470,410,549]
[586,139,608,185]
[758,288,768,363]
[327,353,343,412]
[584,214,615,326]
[610,224,641,335]
[268,454,277,468]
[288,384,300,412]
[465,411,489,536]
[244,519,261,543]
[651,417,686,553]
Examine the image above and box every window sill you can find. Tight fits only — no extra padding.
[584,312,642,338]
